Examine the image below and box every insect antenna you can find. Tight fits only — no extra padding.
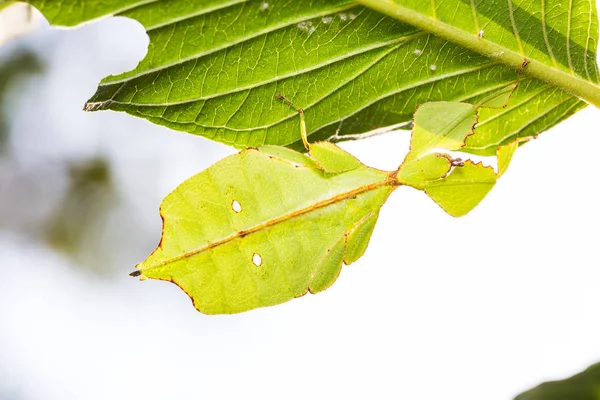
[276,93,309,150]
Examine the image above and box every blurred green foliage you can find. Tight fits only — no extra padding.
[0,50,43,153]
[516,363,600,400]
[0,49,123,275]
[44,156,120,273]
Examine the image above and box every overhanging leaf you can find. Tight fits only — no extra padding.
[18,0,596,152]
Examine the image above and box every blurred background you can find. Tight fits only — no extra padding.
[1,4,599,400]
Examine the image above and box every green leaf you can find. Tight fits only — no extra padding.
[20,0,595,151]
[133,145,395,314]
[0,2,14,12]
[515,363,600,400]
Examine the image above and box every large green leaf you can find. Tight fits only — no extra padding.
[515,363,600,400]
[17,0,596,153]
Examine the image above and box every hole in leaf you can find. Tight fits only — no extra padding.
[231,200,242,213]
[252,253,262,267]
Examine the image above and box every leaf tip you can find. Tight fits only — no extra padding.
[129,270,142,278]
[83,101,105,112]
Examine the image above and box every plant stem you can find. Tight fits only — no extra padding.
[355,0,600,109]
